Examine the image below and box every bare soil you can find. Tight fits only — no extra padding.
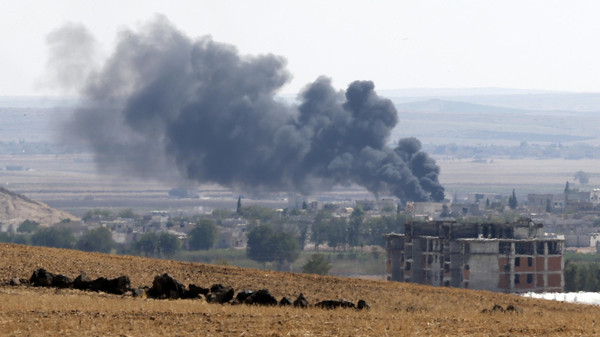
[0,243,599,336]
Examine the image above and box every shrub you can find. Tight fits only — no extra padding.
[302,254,332,275]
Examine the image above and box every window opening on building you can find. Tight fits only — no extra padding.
[548,242,561,255]
[516,242,533,255]
[499,241,511,255]
[537,242,545,255]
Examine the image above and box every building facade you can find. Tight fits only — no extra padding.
[385,218,563,293]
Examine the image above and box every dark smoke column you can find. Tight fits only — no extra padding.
[53,16,444,202]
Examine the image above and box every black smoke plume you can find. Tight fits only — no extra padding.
[52,16,444,202]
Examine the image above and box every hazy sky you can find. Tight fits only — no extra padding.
[3,0,600,96]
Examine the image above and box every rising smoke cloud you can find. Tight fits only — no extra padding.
[51,16,444,202]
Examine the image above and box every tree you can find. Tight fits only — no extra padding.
[302,201,308,210]
[327,217,348,250]
[297,221,309,250]
[246,225,275,264]
[117,208,138,219]
[0,232,10,243]
[311,213,330,251]
[133,232,181,257]
[238,205,277,222]
[363,217,387,246]
[246,225,300,269]
[302,253,332,275]
[83,209,113,221]
[564,261,576,292]
[188,219,218,250]
[76,227,115,253]
[348,207,364,247]
[508,189,518,210]
[133,232,159,257]
[17,220,39,233]
[271,231,300,269]
[158,232,181,257]
[31,227,75,249]
[11,234,29,245]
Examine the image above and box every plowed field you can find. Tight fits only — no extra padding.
[0,243,598,336]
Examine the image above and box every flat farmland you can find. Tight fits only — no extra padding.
[437,157,600,195]
[1,243,600,336]
[0,154,370,215]
[1,154,598,213]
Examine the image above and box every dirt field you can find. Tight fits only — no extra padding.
[0,244,599,336]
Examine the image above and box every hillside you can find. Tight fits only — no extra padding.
[0,187,78,227]
[395,98,530,114]
[1,244,599,336]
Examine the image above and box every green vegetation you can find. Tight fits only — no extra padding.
[76,227,115,253]
[133,232,181,258]
[31,227,75,249]
[17,220,39,233]
[0,232,30,245]
[82,209,113,220]
[187,219,218,250]
[246,225,300,269]
[564,252,600,292]
[176,248,383,276]
[311,212,405,250]
[238,205,278,223]
[302,253,332,275]
[117,208,138,219]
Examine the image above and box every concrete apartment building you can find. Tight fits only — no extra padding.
[385,218,564,293]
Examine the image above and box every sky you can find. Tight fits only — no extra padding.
[3,0,600,96]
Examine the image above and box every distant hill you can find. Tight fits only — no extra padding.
[0,187,78,227]
[395,99,530,114]
[379,87,568,98]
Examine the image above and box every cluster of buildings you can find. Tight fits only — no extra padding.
[385,218,564,293]
[12,184,600,294]
[382,187,600,293]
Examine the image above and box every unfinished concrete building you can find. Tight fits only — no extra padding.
[385,218,563,293]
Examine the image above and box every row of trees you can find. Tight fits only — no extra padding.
[131,219,219,257]
[311,209,405,250]
[0,217,220,258]
[0,224,116,253]
[564,261,600,292]
[82,208,139,221]
[7,205,401,272]
[242,207,405,269]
